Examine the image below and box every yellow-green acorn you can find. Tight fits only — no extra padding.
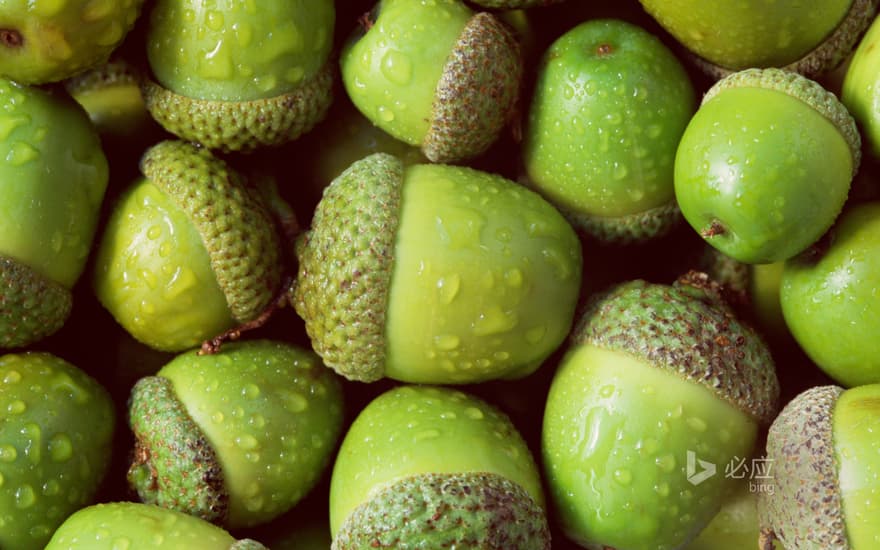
[142,0,335,152]
[340,0,522,163]
[127,340,344,529]
[93,140,283,352]
[329,385,550,549]
[293,152,583,384]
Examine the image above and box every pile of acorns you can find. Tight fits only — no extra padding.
[1,1,879,549]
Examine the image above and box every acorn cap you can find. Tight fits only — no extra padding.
[694,0,877,81]
[140,140,282,324]
[63,58,151,136]
[469,0,564,6]
[758,385,848,549]
[559,197,681,244]
[423,12,522,163]
[573,273,780,424]
[128,375,228,524]
[333,472,550,550]
[142,60,334,153]
[292,153,404,382]
[702,68,862,175]
[0,255,72,348]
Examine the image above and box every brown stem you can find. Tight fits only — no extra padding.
[358,11,374,32]
[700,219,726,238]
[758,527,777,550]
[596,43,614,56]
[0,29,23,48]
[199,275,295,355]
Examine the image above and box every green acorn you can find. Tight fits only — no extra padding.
[329,385,550,549]
[142,0,335,152]
[93,140,283,352]
[0,0,145,84]
[293,152,582,384]
[45,502,268,549]
[127,340,344,529]
[0,79,108,348]
[0,352,115,550]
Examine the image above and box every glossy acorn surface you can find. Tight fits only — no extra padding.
[842,12,880,158]
[781,202,880,387]
[523,18,695,243]
[329,385,549,549]
[0,352,115,550]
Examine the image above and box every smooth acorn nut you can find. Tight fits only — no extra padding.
[675,68,860,264]
[781,202,880,387]
[638,0,877,79]
[293,152,582,384]
[0,79,109,348]
[142,0,335,152]
[0,0,145,84]
[127,340,344,529]
[758,384,880,549]
[45,502,268,549]
[522,18,695,244]
[340,0,522,163]
[842,13,880,159]
[542,273,780,550]
[329,385,550,549]
[93,140,283,352]
[0,352,115,550]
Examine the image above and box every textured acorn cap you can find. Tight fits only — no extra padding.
[128,375,228,524]
[574,272,779,424]
[292,153,404,382]
[0,255,72,348]
[333,472,550,549]
[140,140,282,324]
[469,0,564,7]
[423,12,522,163]
[703,68,862,175]
[558,197,682,244]
[63,58,149,135]
[142,60,334,153]
[694,0,877,81]
[758,385,849,549]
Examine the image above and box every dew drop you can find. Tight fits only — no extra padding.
[235,434,259,451]
[414,429,440,442]
[15,484,35,508]
[599,385,615,398]
[48,433,72,462]
[3,370,21,384]
[282,391,308,413]
[437,274,461,304]
[434,334,460,351]
[242,383,260,399]
[6,400,25,414]
[655,454,676,472]
[613,469,632,485]
[5,142,39,165]
[464,407,484,420]
[526,325,547,344]
[380,49,413,85]
[686,417,708,432]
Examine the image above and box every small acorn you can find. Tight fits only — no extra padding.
[293,152,583,384]
[638,0,878,79]
[127,340,344,529]
[542,272,780,549]
[329,385,550,549]
[0,352,115,550]
[340,0,522,163]
[141,0,336,152]
[45,502,268,549]
[0,79,109,348]
[675,68,860,264]
[758,384,880,549]
[0,0,145,84]
[93,140,283,352]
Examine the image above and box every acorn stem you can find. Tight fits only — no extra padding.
[0,29,23,48]
[700,219,726,238]
[758,527,778,550]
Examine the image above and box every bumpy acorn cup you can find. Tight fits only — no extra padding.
[0,79,109,348]
[93,140,283,352]
[127,340,344,529]
[340,0,522,163]
[542,273,780,550]
[45,502,268,549]
[329,385,550,549]
[0,0,145,84]
[638,0,878,79]
[675,68,861,264]
[758,384,880,549]
[293,152,583,384]
[0,352,115,550]
[141,0,335,152]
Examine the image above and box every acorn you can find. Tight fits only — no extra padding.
[293,152,582,384]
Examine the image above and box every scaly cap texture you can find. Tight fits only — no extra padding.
[560,198,681,244]
[128,375,228,524]
[293,153,404,382]
[140,140,282,324]
[702,68,861,174]
[758,385,848,549]
[423,12,522,163]
[333,472,550,550]
[0,256,71,348]
[142,61,333,152]
[573,273,779,424]
[469,0,564,6]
